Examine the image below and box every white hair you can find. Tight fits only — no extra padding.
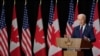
[78,14,86,20]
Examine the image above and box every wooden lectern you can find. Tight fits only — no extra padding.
[56,38,92,56]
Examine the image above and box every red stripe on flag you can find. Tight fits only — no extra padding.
[0,31,7,48]
[0,28,8,56]
[66,23,73,36]
[1,28,8,46]
[0,38,6,56]
[22,36,31,56]
[22,30,32,55]
[22,40,31,56]
[22,30,31,48]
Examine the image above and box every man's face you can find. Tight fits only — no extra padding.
[77,15,86,26]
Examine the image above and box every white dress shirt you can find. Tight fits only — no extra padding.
[80,24,90,41]
[80,24,86,33]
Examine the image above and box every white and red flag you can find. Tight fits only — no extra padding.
[34,2,46,56]
[10,3,21,56]
[91,0,100,56]
[72,0,79,27]
[47,0,62,56]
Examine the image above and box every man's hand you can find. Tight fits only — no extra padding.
[84,36,90,42]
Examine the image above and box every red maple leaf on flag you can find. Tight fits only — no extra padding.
[11,23,19,43]
[35,25,44,44]
[10,4,21,56]
[34,3,46,56]
[92,1,100,56]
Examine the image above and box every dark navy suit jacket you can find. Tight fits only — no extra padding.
[72,25,96,42]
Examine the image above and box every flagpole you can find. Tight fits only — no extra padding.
[25,0,27,5]
[56,0,57,4]
[40,0,42,5]
[3,0,5,6]
[97,0,98,2]
[77,0,78,4]
[14,0,16,5]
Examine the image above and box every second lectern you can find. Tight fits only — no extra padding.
[56,38,92,56]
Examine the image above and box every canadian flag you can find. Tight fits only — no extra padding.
[92,1,100,56]
[10,4,21,56]
[72,0,79,27]
[33,3,46,56]
[47,4,62,56]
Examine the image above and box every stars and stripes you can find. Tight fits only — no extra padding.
[88,0,96,26]
[21,5,32,56]
[47,0,54,48]
[0,5,8,56]
[66,0,74,37]
[48,0,54,25]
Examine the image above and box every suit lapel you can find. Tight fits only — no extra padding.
[82,25,88,36]
[77,26,81,37]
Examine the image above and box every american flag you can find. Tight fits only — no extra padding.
[21,5,32,56]
[66,0,74,36]
[48,0,54,26]
[88,0,95,26]
[0,5,8,56]
[47,0,54,48]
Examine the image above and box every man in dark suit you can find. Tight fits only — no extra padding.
[72,14,96,56]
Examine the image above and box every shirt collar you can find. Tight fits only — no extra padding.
[80,24,86,27]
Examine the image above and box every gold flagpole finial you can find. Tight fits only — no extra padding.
[56,0,57,4]
[25,0,27,5]
[3,0,5,6]
[14,0,16,5]
[40,0,42,5]
[77,0,79,3]
[97,0,98,2]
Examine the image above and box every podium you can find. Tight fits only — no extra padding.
[56,38,92,56]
